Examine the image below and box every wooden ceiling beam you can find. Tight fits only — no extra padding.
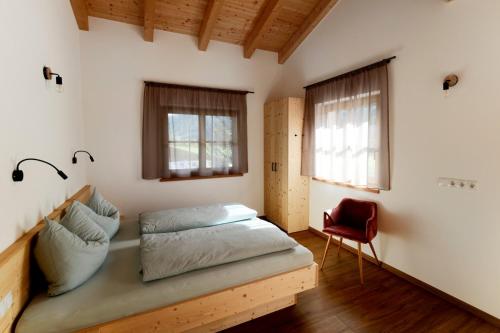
[243,0,283,59]
[198,0,225,51]
[144,0,156,42]
[278,0,338,64]
[69,0,89,31]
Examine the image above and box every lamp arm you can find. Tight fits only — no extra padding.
[73,150,92,158]
[73,150,94,163]
[16,158,61,172]
[13,158,68,181]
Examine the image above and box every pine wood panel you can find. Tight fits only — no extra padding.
[211,0,266,46]
[198,0,225,50]
[275,98,288,230]
[155,0,206,36]
[86,0,144,26]
[257,0,316,52]
[264,97,309,233]
[70,0,90,31]
[264,104,275,224]
[0,185,92,333]
[264,100,284,226]
[186,295,296,332]
[78,264,318,333]
[286,98,309,233]
[143,0,156,41]
[79,0,337,63]
[243,0,283,58]
[278,0,339,64]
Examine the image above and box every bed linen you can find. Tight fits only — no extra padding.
[141,218,298,281]
[139,203,257,234]
[16,220,313,333]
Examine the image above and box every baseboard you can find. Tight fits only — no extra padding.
[308,227,500,328]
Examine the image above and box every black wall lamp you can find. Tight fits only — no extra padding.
[43,66,63,92]
[12,158,68,182]
[72,151,95,164]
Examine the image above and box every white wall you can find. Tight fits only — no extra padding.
[271,0,500,318]
[80,18,282,218]
[0,0,87,252]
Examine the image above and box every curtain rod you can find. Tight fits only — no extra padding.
[144,81,254,94]
[303,56,396,90]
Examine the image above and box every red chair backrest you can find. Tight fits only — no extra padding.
[338,198,377,232]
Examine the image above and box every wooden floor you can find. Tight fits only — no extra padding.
[224,231,500,333]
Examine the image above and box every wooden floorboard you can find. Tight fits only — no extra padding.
[223,231,500,333]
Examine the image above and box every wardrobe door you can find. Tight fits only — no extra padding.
[286,98,309,232]
[264,97,308,232]
[274,99,288,230]
[264,102,277,223]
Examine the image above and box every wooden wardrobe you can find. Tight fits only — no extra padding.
[264,97,309,233]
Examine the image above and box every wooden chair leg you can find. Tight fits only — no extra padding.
[357,242,364,284]
[320,235,332,270]
[369,241,381,266]
[337,237,343,257]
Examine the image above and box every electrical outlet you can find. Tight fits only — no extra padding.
[437,177,478,190]
[0,291,13,318]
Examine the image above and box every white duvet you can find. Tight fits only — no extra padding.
[140,218,297,282]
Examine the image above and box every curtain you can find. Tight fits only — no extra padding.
[142,82,248,179]
[302,62,390,190]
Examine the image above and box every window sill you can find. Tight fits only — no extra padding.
[160,173,244,182]
[312,177,380,194]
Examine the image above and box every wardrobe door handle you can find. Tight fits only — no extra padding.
[275,163,278,172]
[271,162,274,171]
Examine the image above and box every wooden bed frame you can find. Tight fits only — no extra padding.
[0,185,318,333]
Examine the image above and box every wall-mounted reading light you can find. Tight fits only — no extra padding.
[43,66,63,93]
[72,151,95,164]
[443,74,459,96]
[12,158,68,182]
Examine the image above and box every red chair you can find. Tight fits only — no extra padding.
[320,198,380,284]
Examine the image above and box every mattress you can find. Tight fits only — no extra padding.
[16,220,313,333]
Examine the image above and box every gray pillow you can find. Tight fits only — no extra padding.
[73,201,119,239]
[34,203,109,296]
[87,188,119,220]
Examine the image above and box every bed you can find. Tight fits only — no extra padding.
[0,185,318,333]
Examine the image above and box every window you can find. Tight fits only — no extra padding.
[142,82,248,180]
[302,62,390,190]
[314,91,381,186]
[167,111,237,176]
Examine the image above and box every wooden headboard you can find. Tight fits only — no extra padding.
[0,185,92,333]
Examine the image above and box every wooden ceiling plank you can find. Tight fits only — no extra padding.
[70,0,89,31]
[144,0,156,42]
[198,0,225,51]
[243,0,283,59]
[278,0,338,64]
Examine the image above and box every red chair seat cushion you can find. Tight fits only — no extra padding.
[323,225,368,243]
